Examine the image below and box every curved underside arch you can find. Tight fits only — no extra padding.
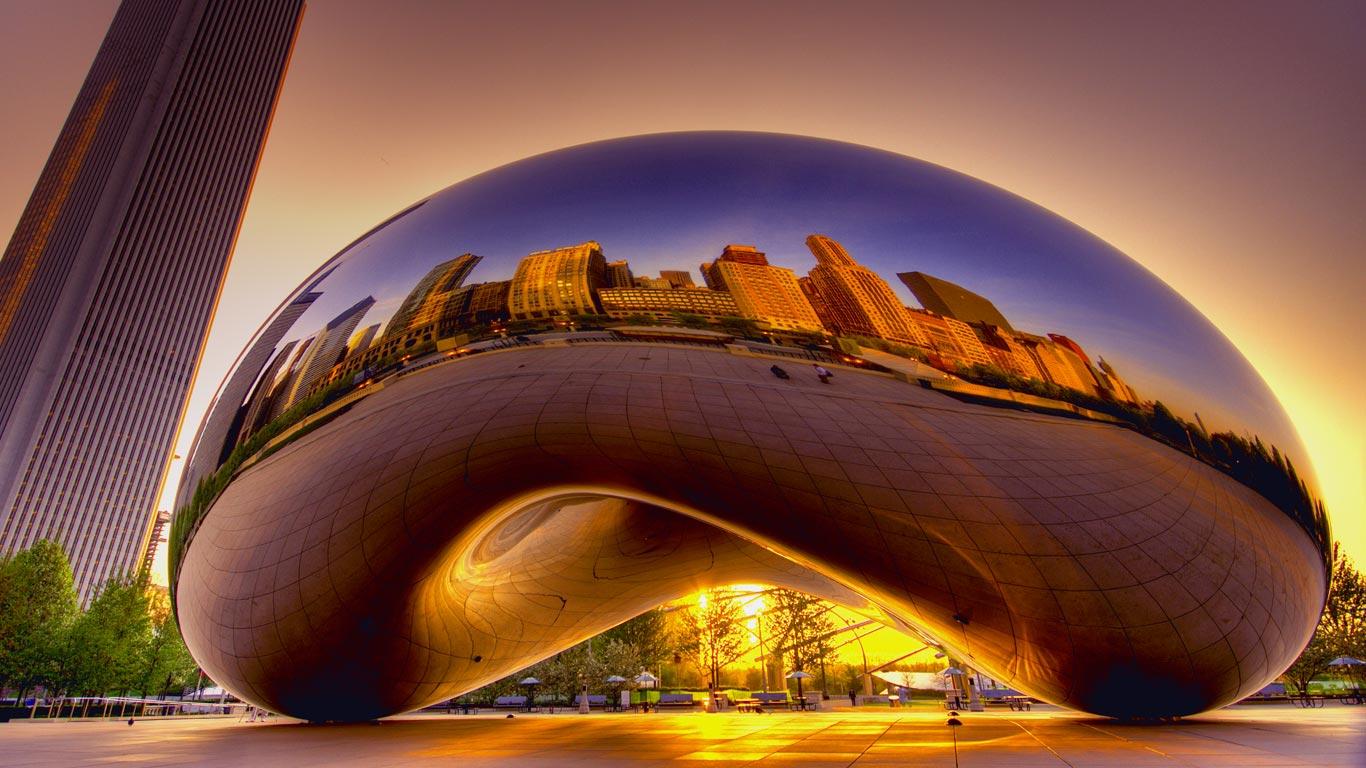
[175,343,1324,721]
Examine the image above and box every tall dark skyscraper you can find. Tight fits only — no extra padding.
[0,0,306,598]
[898,271,1016,332]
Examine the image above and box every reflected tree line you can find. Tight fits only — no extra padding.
[951,362,1332,565]
[0,540,199,707]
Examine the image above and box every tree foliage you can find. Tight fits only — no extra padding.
[0,539,79,696]
[0,541,201,701]
[678,588,749,688]
[766,589,836,687]
[1285,546,1366,694]
[60,577,153,696]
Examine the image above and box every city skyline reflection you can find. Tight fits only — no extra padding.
[170,133,1330,722]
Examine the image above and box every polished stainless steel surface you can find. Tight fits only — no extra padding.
[172,133,1329,721]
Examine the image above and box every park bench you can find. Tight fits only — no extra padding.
[734,698,767,713]
[978,689,1031,710]
[656,694,699,709]
[1241,682,1288,703]
[493,695,527,710]
[573,694,608,709]
[754,692,790,709]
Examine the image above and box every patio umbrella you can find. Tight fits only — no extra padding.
[519,677,540,710]
[786,670,813,707]
[606,675,627,711]
[634,671,659,709]
[1329,656,1365,693]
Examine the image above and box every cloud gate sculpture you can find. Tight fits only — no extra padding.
[171,132,1330,722]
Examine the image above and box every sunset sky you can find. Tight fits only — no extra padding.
[1,0,1361,574]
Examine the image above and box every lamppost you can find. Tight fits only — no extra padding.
[755,608,770,692]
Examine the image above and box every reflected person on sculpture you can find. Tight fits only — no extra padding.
[170,132,1329,721]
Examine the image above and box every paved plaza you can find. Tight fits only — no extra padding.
[2,704,1361,767]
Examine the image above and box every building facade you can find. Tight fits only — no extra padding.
[805,234,925,344]
[703,245,824,333]
[659,269,696,288]
[598,286,741,322]
[605,260,634,289]
[905,307,993,369]
[0,0,304,598]
[899,271,1016,332]
[385,254,481,337]
[508,241,607,320]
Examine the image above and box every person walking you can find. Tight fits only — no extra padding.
[848,689,857,707]
[813,364,833,384]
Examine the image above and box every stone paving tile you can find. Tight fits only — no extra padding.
[1,705,1361,767]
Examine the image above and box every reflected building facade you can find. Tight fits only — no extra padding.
[170,132,1329,723]
[900,271,1016,332]
[508,241,607,320]
[0,0,304,598]
[702,245,823,333]
[805,234,925,344]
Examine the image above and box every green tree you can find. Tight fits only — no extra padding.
[600,607,675,675]
[678,588,748,688]
[717,316,760,338]
[767,589,836,691]
[671,312,709,329]
[63,577,153,696]
[137,588,198,697]
[1284,546,1366,695]
[0,539,79,698]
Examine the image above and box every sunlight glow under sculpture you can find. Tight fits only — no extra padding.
[171,133,1329,722]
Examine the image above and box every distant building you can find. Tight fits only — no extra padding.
[702,245,823,333]
[659,270,696,289]
[798,277,839,332]
[1047,334,1107,396]
[139,510,171,577]
[974,324,1043,380]
[899,272,1015,332]
[605,260,634,289]
[509,241,607,319]
[906,308,992,368]
[598,286,741,322]
[235,338,299,447]
[634,276,673,290]
[1014,332,1097,395]
[385,254,481,337]
[466,281,511,324]
[280,296,376,409]
[1097,357,1140,404]
[350,323,381,359]
[805,235,925,345]
[175,283,321,510]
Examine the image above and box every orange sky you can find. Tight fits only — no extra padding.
[1,1,1361,576]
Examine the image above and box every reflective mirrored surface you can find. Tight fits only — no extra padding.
[171,132,1330,721]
